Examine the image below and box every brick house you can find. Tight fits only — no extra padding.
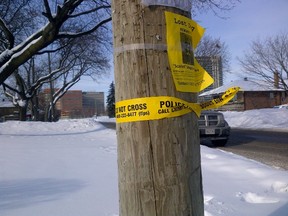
[199,78,288,111]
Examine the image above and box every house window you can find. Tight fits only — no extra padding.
[269,92,274,99]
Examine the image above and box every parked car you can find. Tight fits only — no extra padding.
[198,111,230,146]
[273,104,288,109]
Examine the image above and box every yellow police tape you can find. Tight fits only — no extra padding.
[115,87,240,123]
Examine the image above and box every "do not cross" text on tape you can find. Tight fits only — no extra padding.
[115,87,240,123]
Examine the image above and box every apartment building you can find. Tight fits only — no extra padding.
[196,56,223,100]
[42,89,105,119]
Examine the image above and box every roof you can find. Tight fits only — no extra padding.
[0,97,14,108]
[200,79,285,96]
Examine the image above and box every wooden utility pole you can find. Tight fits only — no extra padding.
[112,1,204,215]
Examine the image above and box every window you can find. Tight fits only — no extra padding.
[269,92,274,99]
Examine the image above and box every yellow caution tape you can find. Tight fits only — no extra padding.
[116,96,201,123]
[115,87,240,123]
[200,87,240,110]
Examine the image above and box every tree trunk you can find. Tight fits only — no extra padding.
[19,105,27,121]
[48,52,55,122]
[31,95,40,121]
[112,1,204,216]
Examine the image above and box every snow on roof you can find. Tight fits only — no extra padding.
[0,97,14,108]
[200,78,284,96]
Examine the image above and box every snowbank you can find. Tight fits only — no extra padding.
[0,108,288,216]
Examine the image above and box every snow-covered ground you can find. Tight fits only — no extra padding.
[0,108,287,216]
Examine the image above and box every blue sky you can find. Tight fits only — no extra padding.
[73,0,288,97]
[195,0,288,82]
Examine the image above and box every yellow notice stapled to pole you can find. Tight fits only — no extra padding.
[116,87,240,123]
[165,11,214,92]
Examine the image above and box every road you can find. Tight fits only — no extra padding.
[100,122,288,170]
[218,129,288,170]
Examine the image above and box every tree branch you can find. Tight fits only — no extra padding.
[42,0,54,22]
[36,40,74,55]
[57,17,112,39]
[2,82,22,96]
[0,18,15,49]
[68,5,111,18]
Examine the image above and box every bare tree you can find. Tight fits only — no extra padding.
[0,0,240,87]
[0,0,241,86]
[44,36,110,121]
[1,0,111,120]
[0,0,111,85]
[238,32,288,91]
[2,33,110,121]
[0,0,38,51]
[195,34,231,76]
[192,0,240,17]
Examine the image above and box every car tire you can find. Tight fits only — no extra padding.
[211,139,228,147]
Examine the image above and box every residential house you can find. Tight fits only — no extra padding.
[199,78,288,111]
[0,97,19,121]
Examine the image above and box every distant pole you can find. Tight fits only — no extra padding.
[112,1,204,215]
